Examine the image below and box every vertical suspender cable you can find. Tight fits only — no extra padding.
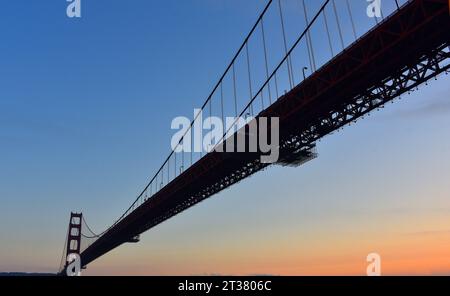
[345,0,357,40]
[261,18,272,105]
[274,72,279,99]
[181,140,184,172]
[332,0,345,50]
[302,0,316,72]
[209,96,212,148]
[190,125,193,166]
[232,64,238,118]
[260,91,265,110]
[246,42,254,116]
[199,114,203,158]
[279,0,294,88]
[220,81,224,128]
[323,7,334,57]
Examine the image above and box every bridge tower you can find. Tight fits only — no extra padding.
[65,212,82,262]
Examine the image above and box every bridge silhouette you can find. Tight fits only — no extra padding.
[58,0,450,274]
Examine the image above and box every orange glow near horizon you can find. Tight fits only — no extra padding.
[84,219,450,276]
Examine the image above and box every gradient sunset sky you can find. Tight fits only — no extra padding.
[0,0,449,275]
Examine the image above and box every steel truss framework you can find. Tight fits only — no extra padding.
[288,44,450,152]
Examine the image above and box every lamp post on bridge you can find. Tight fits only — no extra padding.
[302,67,308,80]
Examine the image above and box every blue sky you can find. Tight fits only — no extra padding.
[0,0,449,274]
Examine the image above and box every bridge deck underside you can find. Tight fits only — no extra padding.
[79,0,450,268]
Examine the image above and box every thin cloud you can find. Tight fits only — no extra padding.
[404,229,450,236]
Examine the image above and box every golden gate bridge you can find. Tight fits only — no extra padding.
[58,0,450,274]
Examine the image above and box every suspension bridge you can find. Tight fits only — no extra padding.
[58,0,450,274]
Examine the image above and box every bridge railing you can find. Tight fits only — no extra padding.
[79,0,411,251]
